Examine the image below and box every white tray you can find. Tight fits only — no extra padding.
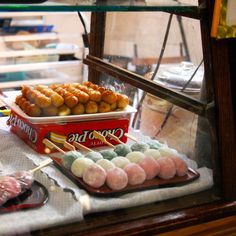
[3,96,137,124]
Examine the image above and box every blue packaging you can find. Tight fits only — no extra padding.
[2,25,54,33]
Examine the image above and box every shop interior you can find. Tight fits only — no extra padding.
[0,1,236,235]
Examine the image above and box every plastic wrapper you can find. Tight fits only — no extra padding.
[10,171,34,190]
[0,171,34,206]
[0,176,22,206]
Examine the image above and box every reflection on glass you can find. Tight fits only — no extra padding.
[138,93,212,168]
[104,11,204,98]
[103,11,211,168]
[146,60,205,101]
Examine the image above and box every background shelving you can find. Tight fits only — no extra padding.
[0,11,88,89]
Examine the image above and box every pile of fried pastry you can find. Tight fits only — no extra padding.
[15,82,129,117]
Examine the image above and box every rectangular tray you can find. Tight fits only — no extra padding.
[3,97,137,124]
[51,157,200,197]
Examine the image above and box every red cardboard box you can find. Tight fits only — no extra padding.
[7,110,129,154]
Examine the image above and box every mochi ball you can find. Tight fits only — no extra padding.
[156,157,176,180]
[114,144,132,157]
[111,156,130,169]
[83,164,106,188]
[85,151,103,162]
[158,146,177,157]
[62,151,83,169]
[146,140,162,150]
[126,151,145,163]
[169,156,188,177]
[96,159,115,172]
[71,158,94,178]
[124,163,146,185]
[131,142,149,153]
[100,149,118,160]
[106,167,128,190]
[138,156,160,180]
[144,149,161,160]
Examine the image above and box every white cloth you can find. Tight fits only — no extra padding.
[0,117,213,235]
[0,118,83,236]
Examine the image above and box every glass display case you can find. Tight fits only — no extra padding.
[0,1,236,235]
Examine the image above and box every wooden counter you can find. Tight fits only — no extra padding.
[31,189,236,235]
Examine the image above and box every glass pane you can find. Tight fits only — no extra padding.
[0,6,221,235]
[139,93,212,168]
[104,11,205,102]
[0,0,200,13]
[97,73,214,169]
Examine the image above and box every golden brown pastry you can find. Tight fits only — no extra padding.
[85,101,98,114]
[101,90,117,104]
[17,82,129,117]
[98,101,111,113]
[21,85,52,108]
[74,83,102,102]
[87,89,101,102]
[27,104,42,117]
[82,81,92,87]
[15,95,41,117]
[72,83,90,93]
[66,86,89,104]
[35,85,64,107]
[116,93,129,109]
[42,106,58,116]
[82,81,104,92]
[72,103,85,115]
[58,104,71,116]
[110,102,117,111]
[53,87,78,108]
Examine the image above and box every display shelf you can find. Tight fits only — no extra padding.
[0,60,81,73]
[0,11,83,94]
[84,55,208,116]
[0,12,77,17]
[0,32,79,42]
[0,47,81,58]
[0,1,203,19]
[0,74,80,89]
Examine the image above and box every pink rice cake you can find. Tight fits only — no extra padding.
[83,163,106,188]
[138,156,160,180]
[106,167,128,190]
[156,157,176,180]
[169,156,188,177]
[124,163,146,185]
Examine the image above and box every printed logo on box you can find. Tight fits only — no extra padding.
[8,110,129,153]
[8,113,38,143]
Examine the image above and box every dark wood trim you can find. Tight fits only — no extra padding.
[31,192,236,236]
[88,12,106,83]
[84,55,207,116]
[200,0,236,200]
[211,39,236,200]
[80,201,236,236]
[197,0,221,192]
[163,1,206,20]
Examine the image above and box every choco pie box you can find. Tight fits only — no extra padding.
[7,109,130,154]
